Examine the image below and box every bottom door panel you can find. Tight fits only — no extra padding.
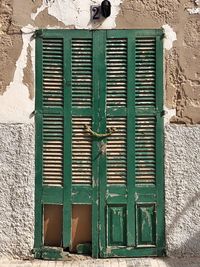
[107,205,127,246]
[136,203,156,247]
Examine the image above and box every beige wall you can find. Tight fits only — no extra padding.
[116,0,200,124]
[0,0,199,123]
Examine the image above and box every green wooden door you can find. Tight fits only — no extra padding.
[35,29,164,259]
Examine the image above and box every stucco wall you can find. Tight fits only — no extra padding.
[1,125,200,258]
[165,125,200,257]
[0,124,34,259]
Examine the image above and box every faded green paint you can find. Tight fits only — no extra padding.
[63,34,72,248]
[77,243,92,255]
[136,204,156,246]
[108,206,127,246]
[34,35,43,250]
[34,247,63,260]
[92,30,101,258]
[35,29,164,259]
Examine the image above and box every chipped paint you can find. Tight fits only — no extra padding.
[162,24,177,50]
[109,193,121,197]
[187,0,200,14]
[0,25,35,123]
[31,0,56,20]
[106,247,112,254]
[31,0,123,29]
[187,7,200,14]
[164,106,176,125]
[0,23,4,35]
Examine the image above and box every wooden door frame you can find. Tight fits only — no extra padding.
[34,29,165,259]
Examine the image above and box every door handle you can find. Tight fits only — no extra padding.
[84,124,116,138]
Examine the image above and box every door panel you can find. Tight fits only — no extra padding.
[136,203,156,246]
[107,205,127,246]
[35,29,164,259]
[99,30,164,257]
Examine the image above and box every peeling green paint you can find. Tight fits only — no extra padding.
[35,29,164,259]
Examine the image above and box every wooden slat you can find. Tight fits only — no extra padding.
[135,116,156,183]
[43,115,64,186]
[42,39,64,108]
[72,117,92,184]
[106,39,127,107]
[72,39,93,108]
[135,37,156,108]
[107,118,127,184]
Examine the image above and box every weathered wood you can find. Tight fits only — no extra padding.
[35,29,164,259]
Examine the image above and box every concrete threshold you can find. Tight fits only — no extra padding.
[1,257,200,267]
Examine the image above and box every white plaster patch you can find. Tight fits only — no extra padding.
[187,0,200,14]
[162,24,177,50]
[0,25,35,123]
[187,7,200,14]
[164,106,176,125]
[31,0,55,20]
[31,0,123,29]
[0,23,4,35]
[31,3,47,20]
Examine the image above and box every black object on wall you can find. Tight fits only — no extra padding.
[101,0,111,18]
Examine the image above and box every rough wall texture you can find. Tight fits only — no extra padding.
[0,0,22,95]
[1,124,200,258]
[165,125,200,256]
[116,0,200,124]
[0,0,199,123]
[0,124,34,259]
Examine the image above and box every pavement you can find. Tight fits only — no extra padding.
[1,258,200,267]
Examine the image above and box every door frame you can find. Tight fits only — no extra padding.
[34,29,165,259]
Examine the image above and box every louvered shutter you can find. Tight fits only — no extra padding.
[41,38,64,187]
[35,30,164,258]
[34,34,66,253]
[105,36,158,186]
[135,37,157,184]
[35,31,95,251]
[134,34,164,252]
[99,30,164,257]
[71,38,93,185]
[37,33,94,188]
[106,38,127,185]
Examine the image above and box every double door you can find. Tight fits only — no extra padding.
[35,29,164,258]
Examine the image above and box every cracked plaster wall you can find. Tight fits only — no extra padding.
[0,0,199,123]
[0,0,123,122]
[116,0,200,124]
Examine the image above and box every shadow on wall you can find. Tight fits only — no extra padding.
[167,192,200,235]
[166,191,200,257]
[164,125,200,258]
